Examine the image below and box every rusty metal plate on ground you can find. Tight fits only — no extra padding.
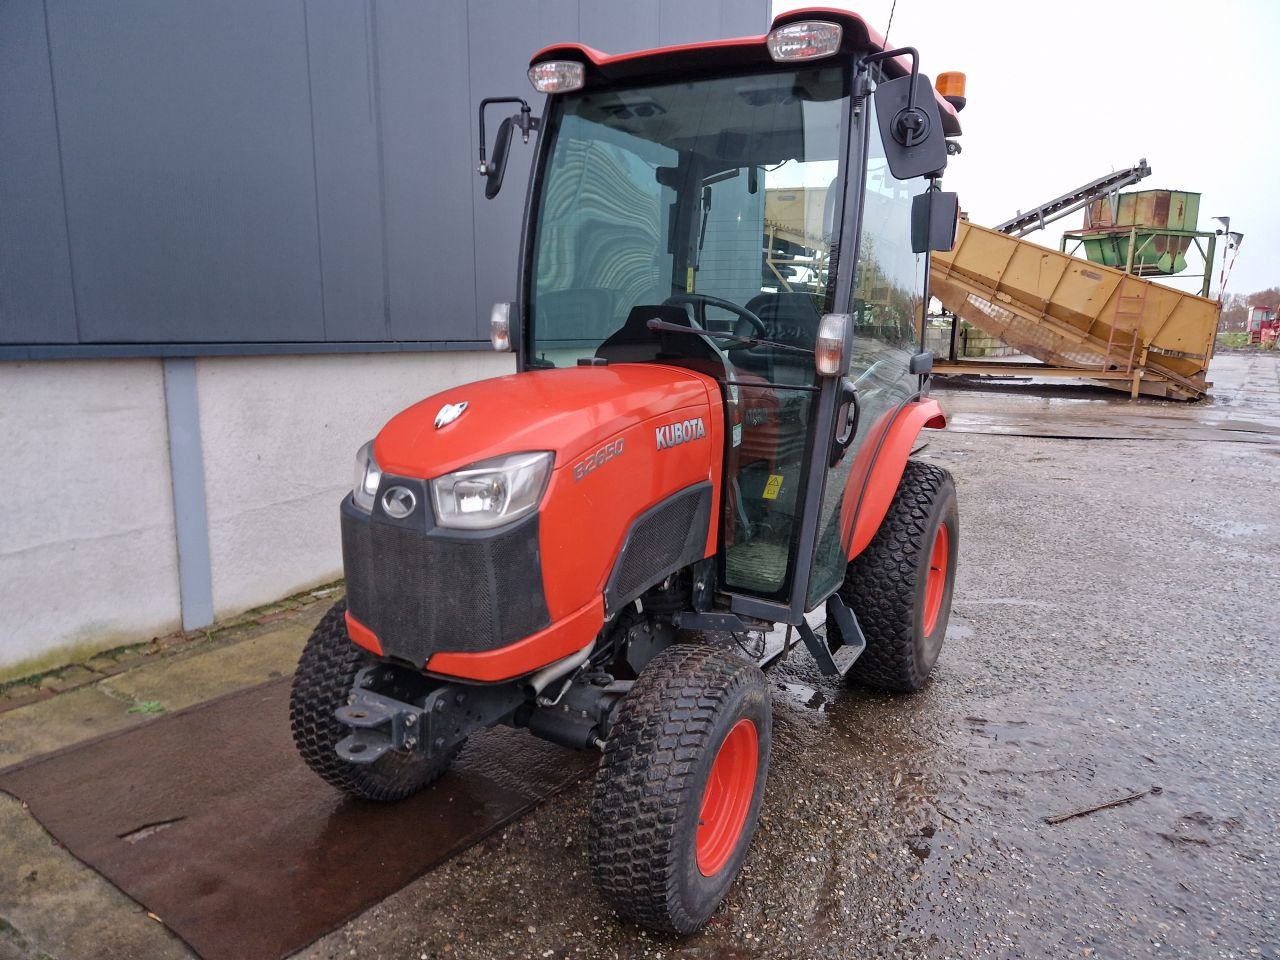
[0,677,596,960]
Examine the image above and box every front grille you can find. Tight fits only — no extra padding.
[341,497,549,666]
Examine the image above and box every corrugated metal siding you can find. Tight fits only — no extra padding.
[0,0,768,356]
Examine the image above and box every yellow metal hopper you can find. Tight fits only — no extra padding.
[930,221,1221,399]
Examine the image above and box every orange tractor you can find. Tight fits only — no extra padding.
[291,9,964,933]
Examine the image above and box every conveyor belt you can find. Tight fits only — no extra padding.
[930,221,1221,400]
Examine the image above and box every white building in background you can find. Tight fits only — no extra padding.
[0,0,767,671]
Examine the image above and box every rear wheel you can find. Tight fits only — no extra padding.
[588,645,770,934]
[834,459,958,692]
[290,600,459,801]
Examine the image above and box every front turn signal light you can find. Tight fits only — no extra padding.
[815,313,852,378]
[490,301,512,352]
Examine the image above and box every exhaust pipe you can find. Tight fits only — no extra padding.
[528,640,595,701]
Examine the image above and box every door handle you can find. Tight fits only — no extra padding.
[829,379,860,466]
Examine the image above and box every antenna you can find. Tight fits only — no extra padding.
[884,0,899,47]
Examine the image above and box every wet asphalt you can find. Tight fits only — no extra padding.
[296,353,1280,960]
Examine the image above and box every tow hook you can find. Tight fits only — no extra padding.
[335,687,428,764]
[334,666,527,765]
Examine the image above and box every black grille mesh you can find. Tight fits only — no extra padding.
[342,505,549,665]
[606,483,712,609]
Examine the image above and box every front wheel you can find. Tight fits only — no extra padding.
[588,645,771,934]
[834,459,958,692]
[289,600,459,801]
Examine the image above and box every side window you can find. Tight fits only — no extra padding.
[853,99,928,366]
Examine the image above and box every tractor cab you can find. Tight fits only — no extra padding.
[291,9,965,938]
[484,12,961,623]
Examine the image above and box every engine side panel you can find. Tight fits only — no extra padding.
[347,364,727,684]
[538,398,722,620]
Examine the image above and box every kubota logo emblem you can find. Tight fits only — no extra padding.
[656,417,706,450]
[381,486,417,519]
[434,401,468,429]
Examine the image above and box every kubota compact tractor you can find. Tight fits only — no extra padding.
[291,9,965,933]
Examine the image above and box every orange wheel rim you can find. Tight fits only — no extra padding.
[922,522,950,636]
[696,718,759,876]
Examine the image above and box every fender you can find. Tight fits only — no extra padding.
[838,397,947,561]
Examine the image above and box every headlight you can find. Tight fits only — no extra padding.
[431,451,553,530]
[352,441,382,512]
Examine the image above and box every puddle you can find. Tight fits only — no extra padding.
[776,680,832,713]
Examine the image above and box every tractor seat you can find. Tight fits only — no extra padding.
[742,292,824,348]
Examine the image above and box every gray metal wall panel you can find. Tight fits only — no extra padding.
[375,0,476,343]
[658,0,720,43]
[0,0,769,355]
[304,0,387,341]
[580,1,661,52]
[717,0,772,40]
[0,1,78,344]
[45,0,324,343]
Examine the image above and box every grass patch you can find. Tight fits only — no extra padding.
[1217,331,1250,348]
[127,700,166,715]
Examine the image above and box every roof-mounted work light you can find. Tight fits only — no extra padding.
[767,21,842,62]
[528,61,585,94]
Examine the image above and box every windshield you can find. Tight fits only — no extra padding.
[527,66,849,372]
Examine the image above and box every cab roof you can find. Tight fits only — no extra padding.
[530,7,961,136]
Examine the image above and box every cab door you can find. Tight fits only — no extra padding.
[805,90,930,610]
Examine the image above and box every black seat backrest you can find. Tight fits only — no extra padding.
[596,304,721,366]
[743,292,824,346]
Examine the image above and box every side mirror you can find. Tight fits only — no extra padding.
[911,189,960,253]
[477,97,538,200]
[874,73,948,181]
[484,118,515,200]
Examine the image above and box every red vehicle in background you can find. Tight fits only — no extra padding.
[1247,305,1278,347]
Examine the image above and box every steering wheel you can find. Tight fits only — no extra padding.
[662,292,768,338]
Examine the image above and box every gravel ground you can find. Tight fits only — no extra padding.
[3,360,1275,960]
[293,357,1278,960]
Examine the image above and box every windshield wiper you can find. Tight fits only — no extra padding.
[645,317,814,356]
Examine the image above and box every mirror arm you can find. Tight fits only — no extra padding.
[477,97,539,176]
[858,46,931,147]
[857,46,920,97]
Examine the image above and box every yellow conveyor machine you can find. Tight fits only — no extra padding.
[930,221,1221,400]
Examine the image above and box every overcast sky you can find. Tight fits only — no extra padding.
[773,0,1280,299]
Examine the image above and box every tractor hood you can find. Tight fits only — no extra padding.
[373,364,717,480]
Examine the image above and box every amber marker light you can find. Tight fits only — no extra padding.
[936,72,967,111]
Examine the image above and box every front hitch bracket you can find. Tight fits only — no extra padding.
[334,666,526,765]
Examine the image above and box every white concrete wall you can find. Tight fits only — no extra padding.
[0,351,514,671]
[197,351,515,619]
[0,360,182,668]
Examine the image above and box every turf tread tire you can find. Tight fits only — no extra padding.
[836,459,958,692]
[290,600,457,801]
[588,644,770,934]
